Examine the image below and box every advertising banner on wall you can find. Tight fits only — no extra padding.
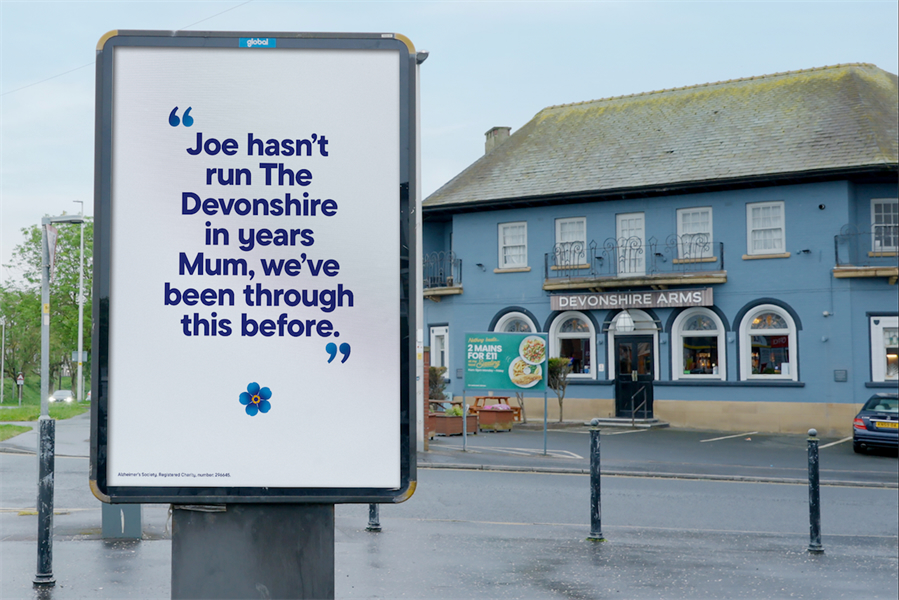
[90,31,417,503]
[464,332,547,391]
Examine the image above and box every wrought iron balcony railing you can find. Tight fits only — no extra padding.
[545,234,724,280]
[834,225,899,267]
[423,251,462,289]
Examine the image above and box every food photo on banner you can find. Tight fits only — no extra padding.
[464,332,547,391]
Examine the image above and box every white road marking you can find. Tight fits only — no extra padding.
[700,431,759,443]
[437,445,582,459]
[819,436,852,449]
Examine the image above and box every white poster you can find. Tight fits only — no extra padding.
[107,46,401,488]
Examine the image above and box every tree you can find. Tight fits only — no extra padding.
[4,217,93,393]
[547,357,572,422]
[428,366,448,400]
[0,287,41,381]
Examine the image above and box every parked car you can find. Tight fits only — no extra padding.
[48,390,74,404]
[853,393,899,453]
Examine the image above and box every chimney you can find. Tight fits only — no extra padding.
[485,126,511,154]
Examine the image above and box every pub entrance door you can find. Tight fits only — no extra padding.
[615,336,654,418]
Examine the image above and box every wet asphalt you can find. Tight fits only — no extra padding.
[0,412,896,599]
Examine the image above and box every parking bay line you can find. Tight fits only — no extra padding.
[700,431,759,443]
[819,436,852,449]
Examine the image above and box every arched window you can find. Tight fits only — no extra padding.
[494,311,537,333]
[550,311,595,378]
[740,304,798,381]
[673,308,726,380]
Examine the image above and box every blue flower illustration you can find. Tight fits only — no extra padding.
[239,382,272,416]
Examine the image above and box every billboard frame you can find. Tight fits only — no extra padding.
[89,30,417,504]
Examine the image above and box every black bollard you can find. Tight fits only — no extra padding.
[807,428,824,554]
[366,503,381,532]
[587,420,605,542]
[34,418,56,586]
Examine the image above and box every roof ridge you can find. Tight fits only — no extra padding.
[544,63,879,110]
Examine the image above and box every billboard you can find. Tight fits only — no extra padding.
[464,332,547,391]
[90,31,417,503]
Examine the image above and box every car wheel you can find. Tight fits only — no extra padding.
[853,442,865,454]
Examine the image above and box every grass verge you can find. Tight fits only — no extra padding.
[0,424,32,441]
[0,403,89,422]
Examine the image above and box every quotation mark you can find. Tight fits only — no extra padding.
[169,107,194,127]
[326,342,351,363]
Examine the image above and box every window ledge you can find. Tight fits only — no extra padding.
[672,257,718,264]
[567,379,614,386]
[868,251,898,257]
[550,264,590,271]
[655,380,805,387]
[742,252,791,260]
[865,381,899,389]
[494,266,531,273]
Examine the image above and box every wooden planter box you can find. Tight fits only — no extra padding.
[477,409,514,432]
[433,414,478,436]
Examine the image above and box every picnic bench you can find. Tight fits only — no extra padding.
[469,396,522,422]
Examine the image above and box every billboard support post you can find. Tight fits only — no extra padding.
[462,391,468,451]
[543,391,548,456]
[172,504,334,600]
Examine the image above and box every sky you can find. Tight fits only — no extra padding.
[1,0,897,285]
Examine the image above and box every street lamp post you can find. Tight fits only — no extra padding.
[74,201,85,402]
[34,213,84,588]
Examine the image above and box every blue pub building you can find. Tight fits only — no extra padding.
[422,64,898,436]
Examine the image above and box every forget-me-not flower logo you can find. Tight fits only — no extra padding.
[239,382,272,416]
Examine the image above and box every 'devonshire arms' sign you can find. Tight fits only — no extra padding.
[550,288,713,311]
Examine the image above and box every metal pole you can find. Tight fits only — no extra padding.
[807,428,824,553]
[34,417,56,586]
[75,201,84,402]
[365,503,381,532]
[40,220,50,419]
[462,391,467,452]
[34,220,56,587]
[543,391,548,455]
[587,420,605,542]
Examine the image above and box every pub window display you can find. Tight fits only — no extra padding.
[739,306,798,381]
[550,312,595,377]
[673,308,726,380]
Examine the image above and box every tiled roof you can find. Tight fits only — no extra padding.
[424,64,898,209]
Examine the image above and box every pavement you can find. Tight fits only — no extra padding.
[1,412,897,599]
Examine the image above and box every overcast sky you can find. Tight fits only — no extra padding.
[1,0,897,285]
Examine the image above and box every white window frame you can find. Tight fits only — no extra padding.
[549,311,596,380]
[494,311,537,334]
[430,326,448,369]
[672,307,726,381]
[676,207,713,260]
[555,217,587,265]
[739,304,797,381]
[746,201,785,256]
[871,198,899,253]
[498,221,527,269]
[616,212,646,276]
[870,316,898,382]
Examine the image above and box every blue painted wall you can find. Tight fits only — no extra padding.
[423,179,898,406]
